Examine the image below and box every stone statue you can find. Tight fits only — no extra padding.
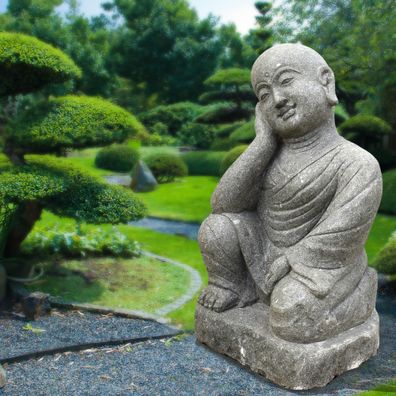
[195,44,382,390]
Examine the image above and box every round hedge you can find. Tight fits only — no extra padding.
[182,151,226,176]
[95,145,140,173]
[221,145,248,174]
[145,152,188,183]
[380,168,396,214]
[338,114,392,146]
[6,95,147,153]
[0,32,81,96]
[372,233,396,275]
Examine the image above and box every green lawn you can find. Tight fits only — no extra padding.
[28,255,190,313]
[135,176,218,223]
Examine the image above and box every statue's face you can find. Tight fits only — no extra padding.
[254,63,332,139]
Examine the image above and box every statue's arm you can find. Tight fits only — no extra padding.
[211,105,277,214]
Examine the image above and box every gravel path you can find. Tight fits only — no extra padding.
[0,310,179,363]
[1,295,395,395]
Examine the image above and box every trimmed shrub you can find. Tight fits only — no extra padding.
[182,151,226,176]
[145,152,188,183]
[204,68,251,86]
[372,233,396,275]
[0,32,81,96]
[229,119,255,143]
[334,104,349,126]
[95,144,139,172]
[141,133,176,147]
[177,122,215,149]
[6,95,146,153]
[221,145,248,174]
[210,138,237,151]
[195,102,251,125]
[338,114,392,148]
[214,121,245,138]
[139,102,203,136]
[380,168,396,215]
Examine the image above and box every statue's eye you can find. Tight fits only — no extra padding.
[260,92,269,101]
[281,77,293,86]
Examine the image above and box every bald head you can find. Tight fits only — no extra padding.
[251,44,332,97]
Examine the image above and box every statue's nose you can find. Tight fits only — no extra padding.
[274,96,288,109]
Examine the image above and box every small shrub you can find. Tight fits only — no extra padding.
[95,144,140,172]
[182,151,226,176]
[214,122,245,138]
[334,104,349,126]
[145,152,188,183]
[380,168,396,215]
[210,137,237,151]
[177,122,215,149]
[141,132,176,147]
[221,145,248,174]
[372,233,396,275]
[21,224,141,258]
[338,114,392,148]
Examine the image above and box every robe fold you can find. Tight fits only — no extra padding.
[223,139,382,301]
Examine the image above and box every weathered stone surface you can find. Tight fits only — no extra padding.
[196,303,379,390]
[130,160,158,192]
[0,265,6,302]
[0,364,6,388]
[196,43,382,389]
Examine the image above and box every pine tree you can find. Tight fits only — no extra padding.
[248,2,273,55]
[0,33,146,280]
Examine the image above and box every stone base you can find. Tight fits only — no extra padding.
[195,303,379,390]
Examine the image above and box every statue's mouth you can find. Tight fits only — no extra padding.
[278,104,296,120]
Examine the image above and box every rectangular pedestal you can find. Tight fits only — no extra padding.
[195,303,379,390]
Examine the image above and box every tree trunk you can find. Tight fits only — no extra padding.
[3,201,43,259]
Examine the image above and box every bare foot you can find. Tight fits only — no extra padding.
[198,285,239,312]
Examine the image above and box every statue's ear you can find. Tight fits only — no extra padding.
[317,66,338,106]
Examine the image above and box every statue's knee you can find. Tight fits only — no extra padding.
[270,276,317,342]
[198,214,239,256]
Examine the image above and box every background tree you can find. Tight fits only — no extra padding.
[246,2,273,55]
[0,32,146,277]
[103,0,223,105]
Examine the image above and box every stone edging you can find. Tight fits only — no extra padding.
[141,251,203,316]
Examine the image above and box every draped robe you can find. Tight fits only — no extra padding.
[223,137,382,304]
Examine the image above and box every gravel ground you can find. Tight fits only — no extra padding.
[0,296,394,395]
[0,310,179,363]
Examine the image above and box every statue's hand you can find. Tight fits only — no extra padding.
[262,255,290,295]
[255,103,276,148]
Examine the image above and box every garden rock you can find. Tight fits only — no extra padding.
[130,160,158,192]
[196,44,382,389]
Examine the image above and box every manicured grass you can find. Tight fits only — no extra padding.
[140,145,179,160]
[28,255,190,313]
[357,379,396,395]
[366,214,396,264]
[66,156,114,177]
[135,176,218,223]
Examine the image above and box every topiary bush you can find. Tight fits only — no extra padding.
[338,114,393,149]
[210,138,237,151]
[380,168,396,215]
[145,152,188,183]
[0,32,82,96]
[372,233,396,275]
[139,102,204,136]
[177,122,215,149]
[0,33,146,281]
[95,144,140,173]
[221,145,248,174]
[6,95,146,153]
[229,119,255,144]
[182,151,226,176]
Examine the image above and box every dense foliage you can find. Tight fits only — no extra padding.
[95,145,140,173]
[372,233,396,275]
[145,152,188,183]
[229,120,255,144]
[338,114,392,149]
[182,151,226,176]
[380,169,396,215]
[0,32,81,96]
[6,96,146,153]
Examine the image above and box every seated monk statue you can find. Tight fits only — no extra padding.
[197,43,382,343]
